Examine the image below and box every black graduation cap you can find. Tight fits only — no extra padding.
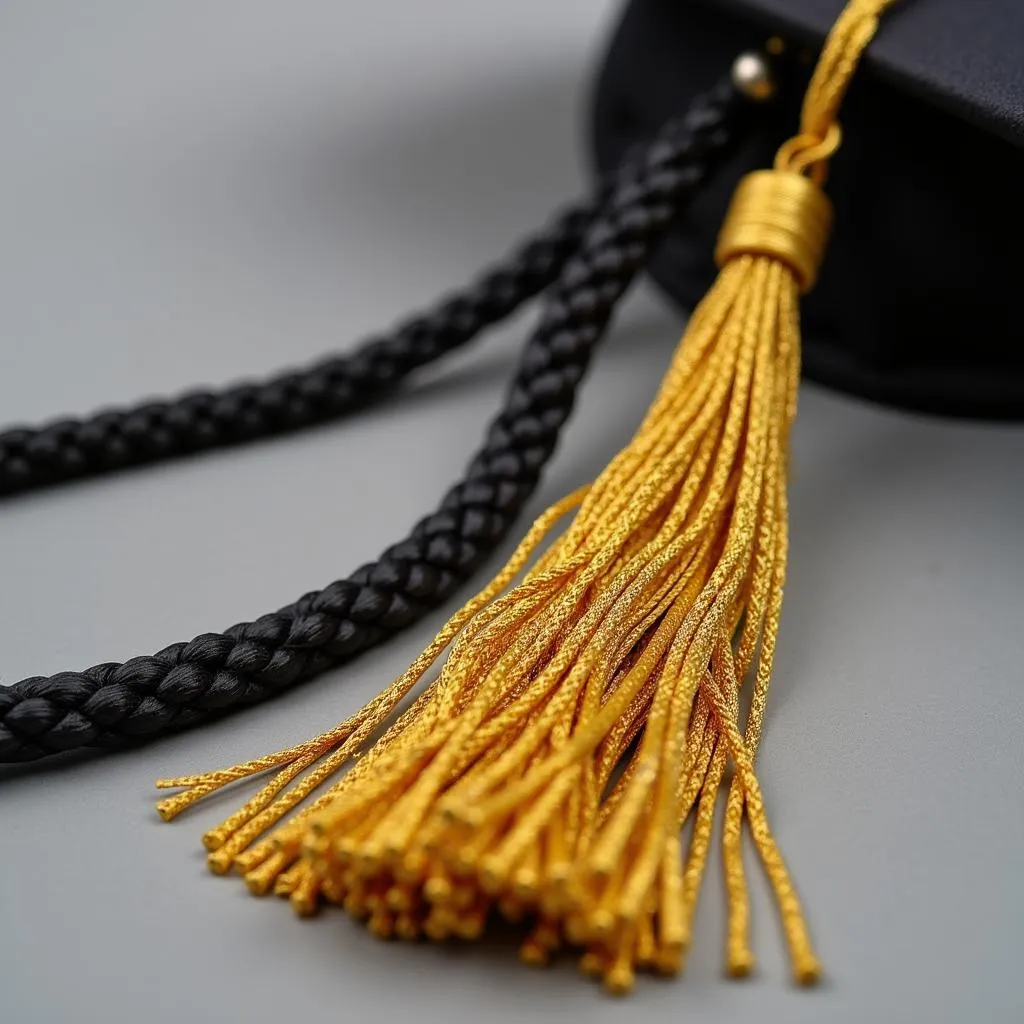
[593,0,1024,417]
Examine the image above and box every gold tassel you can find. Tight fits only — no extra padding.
[158,0,901,995]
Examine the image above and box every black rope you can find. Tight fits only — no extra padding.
[0,74,752,763]
[0,206,600,498]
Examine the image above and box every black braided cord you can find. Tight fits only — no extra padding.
[0,208,602,498]
[0,76,750,762]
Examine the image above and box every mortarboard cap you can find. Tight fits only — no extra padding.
[593,0,1024,417]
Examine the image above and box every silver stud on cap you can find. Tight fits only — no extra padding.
[731,52,776,102]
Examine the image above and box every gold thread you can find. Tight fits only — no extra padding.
[715,171,833,293]
[157,0,903,994]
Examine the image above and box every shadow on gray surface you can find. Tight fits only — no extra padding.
[764,387,1024,718]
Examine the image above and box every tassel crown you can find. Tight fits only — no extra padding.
[715,170,833,293]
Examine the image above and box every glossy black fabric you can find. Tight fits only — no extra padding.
[593,0,1024,418]
[718,0,1024,148]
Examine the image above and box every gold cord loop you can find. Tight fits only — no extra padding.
[715,171,833,293]
[775,0,900,182]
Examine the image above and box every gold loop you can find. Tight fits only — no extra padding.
[773,0,900,181]
[714,171,834,294]
[774,124,844,186]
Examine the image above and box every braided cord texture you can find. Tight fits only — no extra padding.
[0,204,601,496]
[0,78,746,762]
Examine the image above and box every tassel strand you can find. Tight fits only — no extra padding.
[159,0,902,996]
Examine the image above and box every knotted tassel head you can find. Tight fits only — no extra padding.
[715,169,833,293]
[158,0,902,998]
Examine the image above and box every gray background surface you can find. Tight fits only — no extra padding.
[1,3,1023,1022]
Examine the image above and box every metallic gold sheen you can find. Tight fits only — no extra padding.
[157,0,902,998]
[715,170,833,293]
